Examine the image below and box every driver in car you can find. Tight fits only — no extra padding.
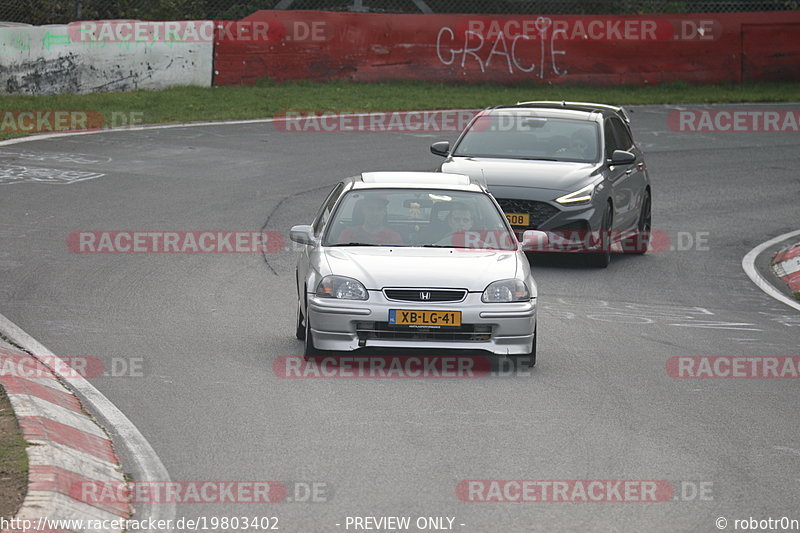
[431,203,477,246]
[555,130,595,159]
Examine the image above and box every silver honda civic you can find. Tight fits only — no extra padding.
[290,171,548,362]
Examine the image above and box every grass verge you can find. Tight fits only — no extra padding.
[0,80,798,141]
[0,385,28,520]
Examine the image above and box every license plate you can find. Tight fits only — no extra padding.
[388,310,462,327]
[505,212,530,226]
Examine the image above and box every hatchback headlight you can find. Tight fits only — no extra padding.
[555,182,600,205]
[316,275,369,300]
[482,279,530,303]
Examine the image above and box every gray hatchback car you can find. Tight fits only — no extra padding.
[290,171,548,361]
[431,101,652,267]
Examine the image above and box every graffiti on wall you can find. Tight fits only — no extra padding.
[436,17,568,78]
[0,23,213,95]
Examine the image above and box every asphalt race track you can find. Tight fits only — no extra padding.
[1,104,799,532]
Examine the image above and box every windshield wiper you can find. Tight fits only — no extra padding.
[453,154,559,161]
[330,243,410,247]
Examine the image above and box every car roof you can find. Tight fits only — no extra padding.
[485,101,631,124]
[351,171,486,192]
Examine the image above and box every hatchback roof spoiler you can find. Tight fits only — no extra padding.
[498,100,631,124]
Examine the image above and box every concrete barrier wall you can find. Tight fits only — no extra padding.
[1,13,797,94]
[0,22,214,95]
[213,10,800,86]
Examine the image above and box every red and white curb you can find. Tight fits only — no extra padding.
[0,339,130,532]
[772,242,800,299]
[742,229,800,313]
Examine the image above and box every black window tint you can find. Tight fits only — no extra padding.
[454,116,600,163]
[610,117,633,150]
[603,119,617,159]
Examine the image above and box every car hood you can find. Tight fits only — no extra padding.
[321,247,520,291]
[441,157,600,192]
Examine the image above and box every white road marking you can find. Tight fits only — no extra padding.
[0,164,105,184]
[0,312,174,533]
[545,299,764,330]
[0,150,112,164]
[668,321,761,331]
[742,230,800,313]
[774,446,800,457]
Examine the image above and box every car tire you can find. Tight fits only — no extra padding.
[295,297,305,340]
[303,310,318,360]
[624,190,651,255]
[586,204,612,268]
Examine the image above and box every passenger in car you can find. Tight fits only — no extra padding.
[337,196,404,245]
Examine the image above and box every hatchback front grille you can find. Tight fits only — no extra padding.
[384,289,467,302]
[496,199,560,228]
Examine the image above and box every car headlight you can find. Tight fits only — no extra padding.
[555,182,598,205]
[482,279,530,303]
[316,275,369,300]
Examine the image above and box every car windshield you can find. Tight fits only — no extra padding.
[322,188,517,250]
[453,114,600,163]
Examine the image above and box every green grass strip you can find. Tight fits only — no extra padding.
[0,80,798,140]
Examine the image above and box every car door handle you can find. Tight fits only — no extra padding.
[625,168,633,175]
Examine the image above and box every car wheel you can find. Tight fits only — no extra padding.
[295,297,305,340]
[624,190,651,255]
[510,325,536,371]
[303,308,318,360]
[586,204,612,268]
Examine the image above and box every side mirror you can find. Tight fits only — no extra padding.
[289,225,316,245]
[608,150,636,166]
[521,230,549,251]
[430,141,450,157]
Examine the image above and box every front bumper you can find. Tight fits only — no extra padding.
[307,291,536,355]
[490,188,606,251]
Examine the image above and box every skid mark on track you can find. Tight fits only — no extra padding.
[259,184,334,276]
[758,311,800,328]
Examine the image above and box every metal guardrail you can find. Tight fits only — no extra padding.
[0,0,797,26]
